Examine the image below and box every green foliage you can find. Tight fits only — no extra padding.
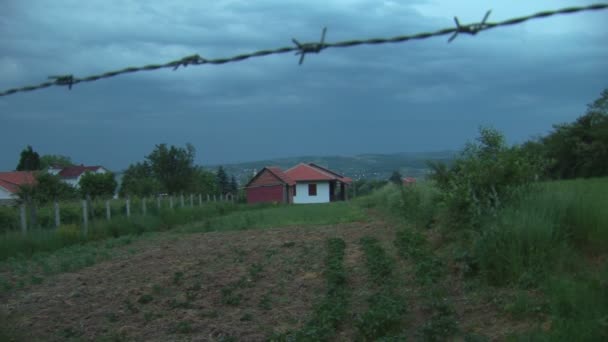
[472,178,608,286]
[273,238,348,341]
[428,127,543,229]
[39,154,74,169]
[16,145,41,171]
[216,166,229,195]
[146,143,197,195]
[389,170,403,185]
[31,172,79,203]
[79,172,117,199]
[119,162,162,197]
[356,236,408,340]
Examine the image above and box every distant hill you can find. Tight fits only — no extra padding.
[207,151,457,184]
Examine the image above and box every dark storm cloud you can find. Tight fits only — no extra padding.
[1,0,607,170]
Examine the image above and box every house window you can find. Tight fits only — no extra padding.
[308,184,317,196]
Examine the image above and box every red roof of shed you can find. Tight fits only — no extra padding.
[0,171,37,194]
[59,165,103,178]
[266,167,295,186]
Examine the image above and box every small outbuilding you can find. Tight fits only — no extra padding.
[245,163,352,205]
[245,167,295,204]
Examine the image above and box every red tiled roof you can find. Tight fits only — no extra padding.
[58,165,103,178]
[267,167,295,186]
[0,171,37,194]
[285,163,334,182]
[285,163,352,184]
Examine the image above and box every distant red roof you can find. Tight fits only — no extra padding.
[58,165,103,178]
[285,163,352,184]
[267,167,295,186]
[0,171,37,194]
[403,177,416,185]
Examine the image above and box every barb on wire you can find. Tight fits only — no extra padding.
[1,3,607,97]
[292,27,327,65]
[171,54,207,70]
[448,10,492,43]
[48,75,75,90]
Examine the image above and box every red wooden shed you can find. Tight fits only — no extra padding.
[245,167,295,204]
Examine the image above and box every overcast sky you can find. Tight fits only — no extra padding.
[1,0,607,171]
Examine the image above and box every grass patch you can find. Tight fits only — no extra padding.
[356,236,408,340]
[0,202,241,262]
[181,202,366,233]
[272,238,349,341]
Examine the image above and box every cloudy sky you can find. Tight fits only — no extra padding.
[1,0,607,171]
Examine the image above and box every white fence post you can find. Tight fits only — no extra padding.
[180,193,185,207]
[189,194,193,207]
[106,200,111,221]
[54,200,60,228]
[126,197,131,218]
[198,194,202,206]
[142,197,147,216]
[20,204,27,234]
[169,196,174,209]
[157,196,161,211]
[82,200,88,237]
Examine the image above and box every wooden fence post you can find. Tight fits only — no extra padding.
[198,194,202,206]
[157,196,161,211]
[206,194,210,202]
[189,194,193,207]
[169,196,174,209]
[54,200,60,228]
[126,197,131,218]
[213,194,217,202]
[142,197,147,216]
[82,200,88,237]
[106,200,111,221]
[180,193,185,207]
[20,204,27,234]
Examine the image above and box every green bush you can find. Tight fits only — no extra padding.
[428,127,544,229]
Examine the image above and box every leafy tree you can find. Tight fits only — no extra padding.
[79,172,117,199]
[429,127,543,229]
[31,172,78,203]
[146,143,196,195]
[540,88,608,179]
[389,170,403,185]
[40,154,74,169]
[16,145,41,171]
[119,161,162,197]
[190,167,218,196]
[216,166,229,195]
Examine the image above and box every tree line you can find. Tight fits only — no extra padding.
[426,87,608,228]
[11,143,238,205]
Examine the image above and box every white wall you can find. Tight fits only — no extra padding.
[293,181,330,204]
[0,186,13,200]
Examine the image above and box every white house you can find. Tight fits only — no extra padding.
[284,163,352,204]
[55,165,109,188]
[0,171,36,202]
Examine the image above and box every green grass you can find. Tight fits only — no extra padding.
[271,238,349,341]
[356,236,408,340]
[361,176,608,340]
[181,202,367,233]
[0,202,241,262]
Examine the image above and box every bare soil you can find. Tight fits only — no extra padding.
[1,218,530,341]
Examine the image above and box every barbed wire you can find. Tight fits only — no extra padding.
[1,3,607,97]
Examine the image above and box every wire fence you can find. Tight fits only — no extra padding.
[0,3,607,97]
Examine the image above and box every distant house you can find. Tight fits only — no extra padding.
[51,165,109,188]
[245,163,352,205]
[0,171,36,202]
[403,177,416,186]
